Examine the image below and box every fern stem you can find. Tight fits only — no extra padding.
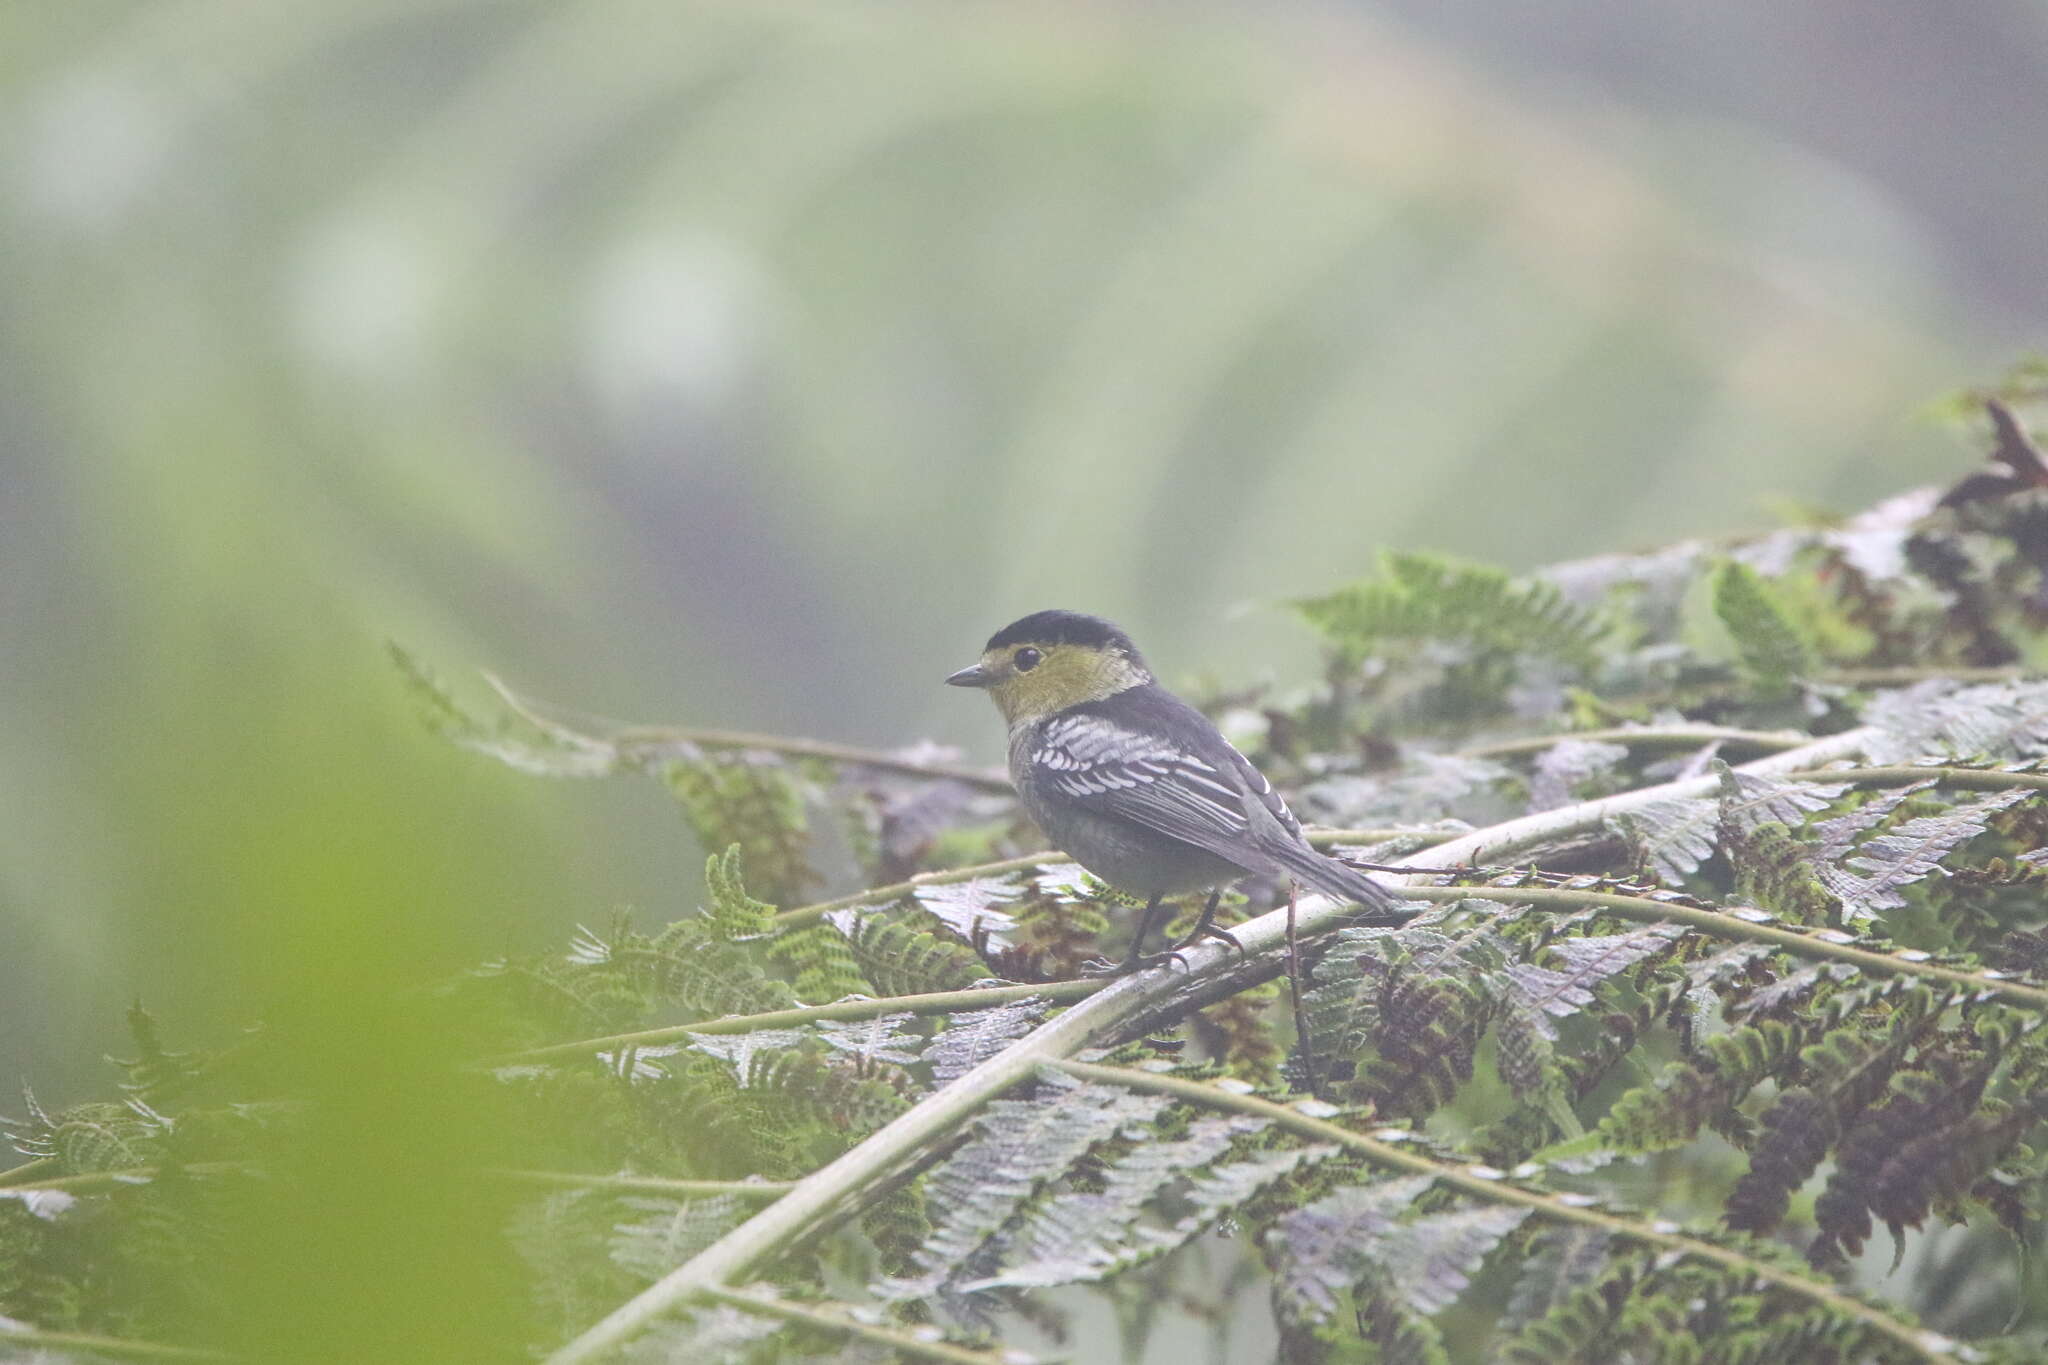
[1786,764,2048,792]
[769,831,1438,929]
[492,979,1102,1066]
[1826,666,2036,686]
[545,727,1879,1362]
[483,1170,796,1199]
[1461,724,1811,759]
[608,724,1010,790]
[0,1156,57,1189]
[1058,1061,1954,1364]
[1307,826,1458,849]
[771,852,1059,928]
[1398,885,2048,1011]
[698,1285,1029,1364]
[0,1161,243,1195]
[469,666,1014,790]
[0,1164,799,1203]
[0,1325,236,1361]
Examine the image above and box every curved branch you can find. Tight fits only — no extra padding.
[1058,1062,1952,1364]
[543,726,1878,1362]
[1461,723,1810,759]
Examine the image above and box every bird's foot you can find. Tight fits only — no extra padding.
[1081,949,1191,977]
[1168,920,1243,956]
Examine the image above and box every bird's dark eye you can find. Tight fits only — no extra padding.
[1013,647,1043,672]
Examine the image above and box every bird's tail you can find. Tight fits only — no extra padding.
[1275,844,1415,925]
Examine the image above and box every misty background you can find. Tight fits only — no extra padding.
[4,0,2043,1123]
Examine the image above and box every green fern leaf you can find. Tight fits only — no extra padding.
[840,914,991,997]
[1296,550,1604,672]
[1711,559,1814,694]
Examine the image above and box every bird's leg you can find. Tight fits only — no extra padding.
[1085,893,1175,975]
[1168,889,1242,956]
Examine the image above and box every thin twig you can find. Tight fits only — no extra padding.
[609,724,1009,789]
[0,1163,797,1204]
[1057,1061,1953,1364]
[483,671,1011,790]
[0,1156,57,1190]
[1785,764,2048,792]
[491,979,1101,1068]
[1460,724,1809,759]
[771,853,1057,928]
[0,1162,243,1196]
[482,1170,794,1199]
[0,1325,238,1362]
[1824,666,2034,686]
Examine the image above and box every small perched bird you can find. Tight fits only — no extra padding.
[947,609,1413,971]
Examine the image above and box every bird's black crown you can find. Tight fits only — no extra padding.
[985,610,1143,662]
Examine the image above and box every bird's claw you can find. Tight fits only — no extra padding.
[1081,950,1190,977]
[1169,922,1244,957]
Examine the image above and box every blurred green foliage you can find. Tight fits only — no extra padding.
[0,4,2034,1359]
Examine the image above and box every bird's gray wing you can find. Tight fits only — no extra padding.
[1032,711,1265,859]
[1207,731,1306,841]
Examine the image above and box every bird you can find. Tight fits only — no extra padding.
[946,609,1413,971]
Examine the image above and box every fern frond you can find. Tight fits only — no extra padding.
[701,845,778,939]
[875,1074,1170,1301]
[925,999,1050,1084]
[1816,788,2030,922]
[1528,739,1630,812]
[1267,1173,1434,1325]
[766,924,870,1004]
[1595,1019,1807,1153]
[912,875,1025,949]
[1863,679,2048,765]
[1499,1225,1618,1336]
[840,914,992,997]
[389,644,618,777]
[814,1014,923,1067]
[665,757,815,905]
[1506,923,1688,1036]
[1809,778,1940,860]
[967,1117,1330,1290]
[609,1193,747,1281]
[1809,1059,1998,1266]
[1613,796,1720,883]
[1297,551,1605,672]
[1711,559,1815,695]
[1497,1245,1650,1364]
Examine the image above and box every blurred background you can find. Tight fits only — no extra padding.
[4,0,2045,1126]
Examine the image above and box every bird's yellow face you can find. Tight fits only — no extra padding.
[946,639,1147,727]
